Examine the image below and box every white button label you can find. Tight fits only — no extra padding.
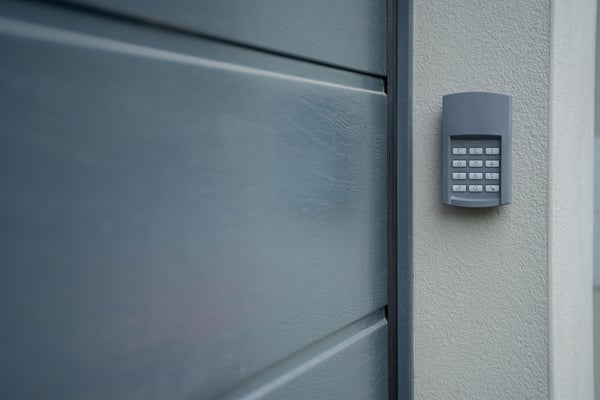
[486,185,500,192]
[469,147,483,155]
[485,160,500,168]
[452,160,467,167]
[452,185,467,192]
[469,172,483,180]
[452,172,467,179]
[486,147,500,155]
[469,160,483,168]
[469,185,483,192]
[485,172,500,180]
[452,147,467,155]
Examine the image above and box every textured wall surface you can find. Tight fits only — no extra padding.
[594,289,600,400]
[594,136,600,287]
[413,0,595,399]
[593,4,600,397]
[548,0,595,398]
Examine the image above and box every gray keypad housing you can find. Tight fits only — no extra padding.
[442,92,511,207]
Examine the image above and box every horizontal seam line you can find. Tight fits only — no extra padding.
[30,0,387,80]
[0,15,386,96]
[208,308,387,400]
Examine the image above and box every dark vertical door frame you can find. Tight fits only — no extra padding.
[388,0,413,399]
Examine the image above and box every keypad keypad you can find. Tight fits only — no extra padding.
[450,141,501,195]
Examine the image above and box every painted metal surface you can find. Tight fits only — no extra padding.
[0,4,388,399]
[60,0,387,76]
[391,1,413,399]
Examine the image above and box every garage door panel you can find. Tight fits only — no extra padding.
[215,314,388,400]
[55,0,387,75]
[0,17,387,400]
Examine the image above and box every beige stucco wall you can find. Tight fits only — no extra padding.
[412,1,595,399]
[549,0,595,398]
[594,289,600,399]
[594,2,600,398]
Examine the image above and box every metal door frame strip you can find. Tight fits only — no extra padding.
[387,0,413,399]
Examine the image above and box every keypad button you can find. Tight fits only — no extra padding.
[469,160,483,168]
[452,160,467,167]
[485,172,500,180]
[486,147,500,155]
[452,147,467,155]
[485,185,500,192]
[468,172,483,180]
[485,160,500,168]
[469,147,483,155]
[452,185,467,192]
[469,185,483,192]
[452,172,467,179]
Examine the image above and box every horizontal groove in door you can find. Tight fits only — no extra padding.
[0,13,388,400]
[53,0,387,76]
[1,0,384,92]
[212,310,388,400]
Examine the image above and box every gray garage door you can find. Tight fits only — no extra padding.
[0,1,395,399]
